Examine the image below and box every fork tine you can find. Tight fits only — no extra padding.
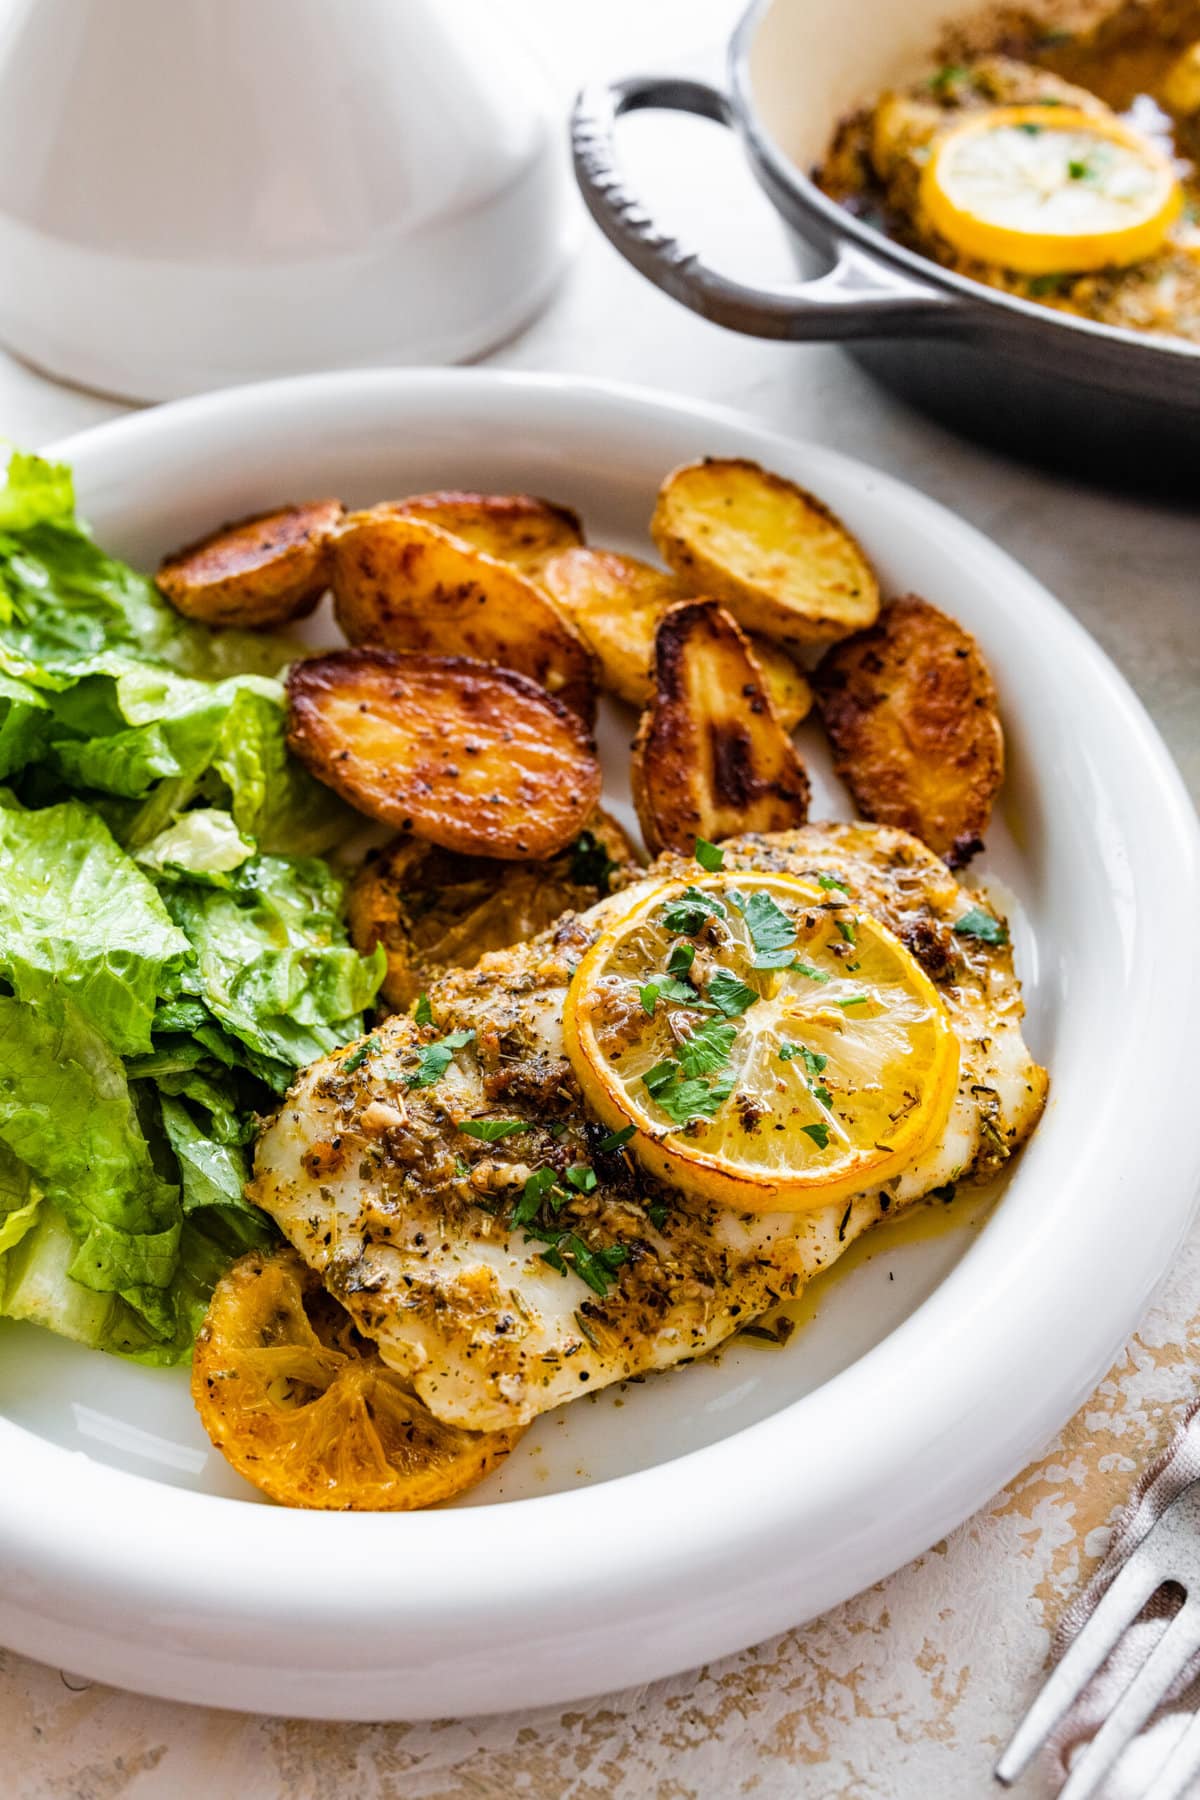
[1143,1704,1200,1800]
[995,1552,1163,1786]
[1058,1599,1200,1800]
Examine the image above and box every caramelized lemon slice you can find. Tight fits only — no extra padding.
[921,105,1182,275]
[192,1247,522,1509]
[563,871,958,1213]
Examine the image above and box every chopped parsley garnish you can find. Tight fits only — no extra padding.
[816,872,849,893]
[793,961,831,984]
[667,941,695,978]
[565,1164,597,1193]
[1017,121,1043,136]
[929,62,968,94]
[541,1234,628,1297]
[646,1199,668,1230]
[643,1057,735,1126]
[660,886,726,935]
[802,1121,832,1149]
[737,890,797,968]
[835,917,857,945]
[641,974,701,1014]
[512,1165,560,1227]
[406,1027,475,1089]
[706,969,758,1017]
[781,1042,831,1105]
[954,906,1008,945]
[695,837,724,872]
[413,993,433,1027]
[570,829,617,894]
[676,1018,737,1079]
[453,1156,470,1180]
[1027,273,1070,297]
[458,1118,527,1142]
[596,1124,636,1152]
[340,1035,380,1074]
[1067,158,1090,181]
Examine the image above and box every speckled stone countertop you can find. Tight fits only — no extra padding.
[1,4,1197,1795]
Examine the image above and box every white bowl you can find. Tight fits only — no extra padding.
[0,369,1196,1719]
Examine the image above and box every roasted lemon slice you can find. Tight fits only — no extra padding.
[921,105,1182,275]
[564,870,958,1213]
[192,1247,522,1509]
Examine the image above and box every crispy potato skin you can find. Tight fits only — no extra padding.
[651,457,879,646]
[542,546,812,727]
[382,491,584,578]
[156,498,343,628]
[347,809,640,1010]
[813,595,1004,868]
[331,512,596,722]
[286,649,602,859]
[632,600,811,855]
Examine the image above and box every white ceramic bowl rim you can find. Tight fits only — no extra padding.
[1,369,1197,1718]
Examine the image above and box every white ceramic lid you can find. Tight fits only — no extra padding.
[0,0,570,400]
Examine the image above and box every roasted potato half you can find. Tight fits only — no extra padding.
[286,649,602,859]
[193,1247,522,1510]
[813,595,1004,868]
[651,458,879,646]
[542,546,812,728]
[632,600,811,856]
[156,498,343,628]
[348,809,639,1010]
[383,490,584,579]
[331,511,596,721]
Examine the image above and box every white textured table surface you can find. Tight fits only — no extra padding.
[3,4,1198,1797]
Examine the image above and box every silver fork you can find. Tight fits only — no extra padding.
[996,1479,1200,1799]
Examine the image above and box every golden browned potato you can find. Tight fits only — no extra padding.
[632,600,811,856]
[542,546,812,727]
[156,498,343,628]
[651,458,879,646]
[331,511,596,722]
[286,649,602,859]
[348,809,639,1010]
[193,1247,522,1510]
[813,595,1004,868]
[383,490,584,578]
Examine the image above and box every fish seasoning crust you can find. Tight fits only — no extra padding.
[813,595,1004,868]
[251,822,1047,1433]
[346,809,639,1011]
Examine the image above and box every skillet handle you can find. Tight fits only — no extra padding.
[572,74,954,341]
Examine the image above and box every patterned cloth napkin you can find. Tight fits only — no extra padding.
[1046,1399,1200,1797]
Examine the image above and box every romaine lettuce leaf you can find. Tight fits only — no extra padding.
[0,992,182,1334]
[136,807,255,883]
[0,669,49,779]
[166,855,385,1080]
[0,452,290,680]
[0,798,191,1055]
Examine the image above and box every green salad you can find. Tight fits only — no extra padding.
[0,451,384,1362]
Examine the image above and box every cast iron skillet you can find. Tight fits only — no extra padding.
[572,0,1200,490]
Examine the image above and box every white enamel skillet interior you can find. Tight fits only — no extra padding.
[0,369,1196,1719]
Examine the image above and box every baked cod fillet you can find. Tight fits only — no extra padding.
[251,824,1047,1432]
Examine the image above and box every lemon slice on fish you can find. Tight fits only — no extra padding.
[192,1247,522,1509]
[563,869,958,1213]
[921,105,1182,275]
